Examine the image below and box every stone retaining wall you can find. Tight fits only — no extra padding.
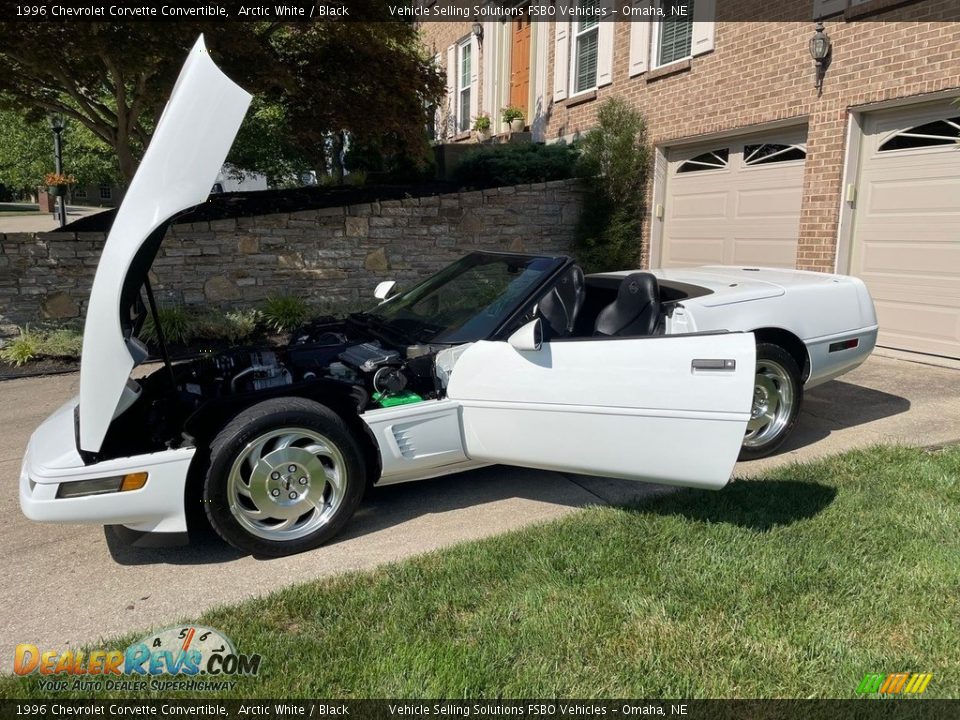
[0,179,583,327]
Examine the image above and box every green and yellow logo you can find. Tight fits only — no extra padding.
[856,672,932,695]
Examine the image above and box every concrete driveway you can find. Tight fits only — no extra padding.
[1,353,957,672]
[0,203,108,233]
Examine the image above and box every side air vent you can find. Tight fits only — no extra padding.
[392,428,417,459]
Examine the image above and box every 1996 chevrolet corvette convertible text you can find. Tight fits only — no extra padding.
[19,38,878,556]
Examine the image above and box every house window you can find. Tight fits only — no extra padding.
[457,39,472,133]
[655,0,694,67]
[573,14,600,94]
[73,186,86,199]
[878,117,960,152]
[743,143,807,165]
[98,184,112,200]
[677,148,728,173]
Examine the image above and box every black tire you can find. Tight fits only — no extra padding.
[204,397,366,557]
[738,343,803,461]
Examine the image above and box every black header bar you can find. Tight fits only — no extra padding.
[0,0,956,22]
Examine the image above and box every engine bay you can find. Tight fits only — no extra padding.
[95,318,465,462]
[178,319,452,410]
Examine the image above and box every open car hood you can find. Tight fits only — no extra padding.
[79,36,251,453]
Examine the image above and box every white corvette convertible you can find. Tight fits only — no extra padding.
[18,39,878,556]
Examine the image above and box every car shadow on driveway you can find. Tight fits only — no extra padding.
[103,465,604,565]
[776,379,910,454]
[625,480,837,532]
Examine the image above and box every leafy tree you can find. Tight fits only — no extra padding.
[226,97,311,188]
[0,16,444,186]
[0,108,119,196]
[575,99,650,272]
[269,19,445,182]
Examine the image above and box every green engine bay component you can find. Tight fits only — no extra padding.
[372,391,424,408]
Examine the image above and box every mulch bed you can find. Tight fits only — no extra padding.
[0,357,79,381]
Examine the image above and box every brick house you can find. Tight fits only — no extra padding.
[418,0,960,359]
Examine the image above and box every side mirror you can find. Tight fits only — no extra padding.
[508,318,543,352]
[373,280,397,301]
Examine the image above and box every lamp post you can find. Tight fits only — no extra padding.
[49,114,67,228]
[809,21,832,96]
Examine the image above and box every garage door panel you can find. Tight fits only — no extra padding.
[730,239,800,268]
[874,300,960,358]
[850,101,960,358]
[856,240,960,276]
[662,237,725,265]
[671,191,728,219]
[736,187,803,218]
[866,177,960,214]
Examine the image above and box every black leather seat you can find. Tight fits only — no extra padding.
[538,265,586,338]
[594,272,661,337]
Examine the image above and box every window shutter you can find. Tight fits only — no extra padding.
[691,0,716,56]
[446,43,456,124]
[481,21,496,115]
[628,1,653,77]
[553,21,570,102]
[813,0,846,18]
[596,18,615,87]
[470,34,480,121]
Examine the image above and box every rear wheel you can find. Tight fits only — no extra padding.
[204,397,365,556]
[739,343,803,460]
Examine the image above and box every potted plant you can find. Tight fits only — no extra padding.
[473,113,492,142]
[502,106,525,133]
[44,172,74,198]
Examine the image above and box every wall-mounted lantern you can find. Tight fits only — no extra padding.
[809,21,832,95]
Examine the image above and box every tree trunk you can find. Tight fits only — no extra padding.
[330,132,345,185]
[116,138,138,185]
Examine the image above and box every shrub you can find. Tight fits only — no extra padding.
[222,309,263,342]
[261,296,309,333]
[0,327,42,366]
[453,143,579,189]
[138,306,194,346]
[0,326,84,366]
[575,98,650,272]
[38,328,84,358]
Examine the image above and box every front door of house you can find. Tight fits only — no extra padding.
[510,9,531,116]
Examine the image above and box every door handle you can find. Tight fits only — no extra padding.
[692,359,737,371]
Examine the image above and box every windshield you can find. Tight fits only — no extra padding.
[364,253,566,344]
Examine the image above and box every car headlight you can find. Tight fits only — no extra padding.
[55,472,148,498]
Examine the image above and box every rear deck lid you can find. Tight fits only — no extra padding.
[79,36,251,452]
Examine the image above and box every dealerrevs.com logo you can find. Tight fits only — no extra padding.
[14,626,262,693]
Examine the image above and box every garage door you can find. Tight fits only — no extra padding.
[851,102,960,358]
[661,129,806,268]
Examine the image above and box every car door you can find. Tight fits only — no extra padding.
[446,331,755,489]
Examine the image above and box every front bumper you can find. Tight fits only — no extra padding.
[19,400,194,534]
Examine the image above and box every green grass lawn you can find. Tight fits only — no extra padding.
[3,445,959,699]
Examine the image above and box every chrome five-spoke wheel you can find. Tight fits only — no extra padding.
[743,360,794,449]
[738,343,803,461]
